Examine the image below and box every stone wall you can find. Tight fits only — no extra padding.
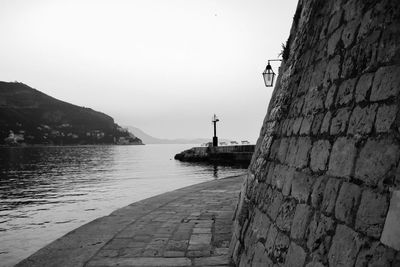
[230,0,400,266]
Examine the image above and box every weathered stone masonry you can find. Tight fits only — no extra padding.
[230,0,400,266]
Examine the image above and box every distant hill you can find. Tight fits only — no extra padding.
[127,126,230,145]
[0,82,142,145]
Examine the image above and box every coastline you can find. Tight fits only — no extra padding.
[16,174,246,267]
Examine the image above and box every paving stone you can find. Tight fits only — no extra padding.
[193,255,230,266]
[370,66,400,101]
[335,182,361,225]
[87,257,192,266]
[347,104,377,135]
[355,138,400,186]
[285,242,306,267]
[164,251,185,257]
[310,140,331,172]
[321,178,341,214]
[355,72,374,103]
[290,204,312,240]
[330,107,351,135]
[328,224,364,267]
[328,137,357,178]
[355,190,389,238]
[381,190,400,250]
[375,104,397,133]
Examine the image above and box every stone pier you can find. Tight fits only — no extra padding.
[16,175,245,267]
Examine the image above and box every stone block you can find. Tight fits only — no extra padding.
[310,140,331,172]
[328,137,357,178]
[291,171,314,203]
[250,208,271,241]
[336,78,357,106]
[265,225,278,256]
[335,182,361,225]
[328,10,343,35]
[299,115,312,135]
[325,84,337,109]
[321,178,341,214]
[271,164,287,190]
[294,137,312,169]
[327,28,343,56]
[381,191,400,250]
[320,111,332,134]
[355,72,374,103]
[269,139,281,160]
[355,241,396,267]
[290,204,312,240]
[355,138,400,186]
[330,107,351,135]
[292,117,303,135]
[347,104,377,135]
[277,138,289,163]
[375,104,397,133]
[341,20,359,48]
[311,176,328,208]
[282,167,295,197]
[323,55,341,87]
[311,113,324,135]
[370,66,400,101]
[303,88,326,115]
[355,190,388,238]
[378,22,400,64]
[275,199,297,232]
[328,224,364,267]
[307,214,335,252]
[252,242,273,267]
[266,190,283,221]
[285,138,298,166]
[285,242,306,267]
[272,231,290,264]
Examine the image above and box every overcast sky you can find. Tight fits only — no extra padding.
[0,0,298,142]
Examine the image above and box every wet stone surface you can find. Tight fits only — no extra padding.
[17,175,244,267]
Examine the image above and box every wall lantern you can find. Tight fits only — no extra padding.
[262,59,282,87]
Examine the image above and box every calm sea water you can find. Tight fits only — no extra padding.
[0,144,246,267]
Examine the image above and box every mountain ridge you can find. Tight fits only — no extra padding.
[0,81,142,146]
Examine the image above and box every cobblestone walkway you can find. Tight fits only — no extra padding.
[17,175,244,267]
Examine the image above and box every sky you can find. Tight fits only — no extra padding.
[0,0,298,142]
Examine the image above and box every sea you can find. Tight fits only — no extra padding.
[0,144,247,267]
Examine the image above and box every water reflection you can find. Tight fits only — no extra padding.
[0,144,246,267]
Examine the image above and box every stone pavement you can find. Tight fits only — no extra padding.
[16,175,245,267]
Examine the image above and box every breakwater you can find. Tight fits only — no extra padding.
[174,145,255,166]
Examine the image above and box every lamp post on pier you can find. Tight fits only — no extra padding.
[212,114,219,147]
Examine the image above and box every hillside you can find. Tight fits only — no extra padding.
[0,82,142,145]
